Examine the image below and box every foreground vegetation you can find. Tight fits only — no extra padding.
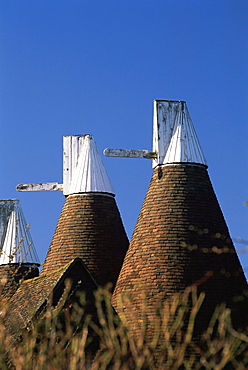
[0,285,248,370]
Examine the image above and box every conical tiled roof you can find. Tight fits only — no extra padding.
[113,165,248,339]
[41,136,128,288]
[112,101,248,342]
[41,194,129,287]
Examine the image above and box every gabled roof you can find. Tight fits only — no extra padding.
[152,100,207,167]
[5,258,97,341]
[0,200,39,266]
[64,135,115,196]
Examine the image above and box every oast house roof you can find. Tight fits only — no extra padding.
[112,101,248,342]
[41,135,128,288]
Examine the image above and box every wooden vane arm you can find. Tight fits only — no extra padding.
[16,182,63,192]
[104,148,157,160]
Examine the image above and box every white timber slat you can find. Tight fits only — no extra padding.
[0,211,17,264]
[63,135,85,195]
[152,100,178,168]
[16,183,63,192]
[104,148,156,159]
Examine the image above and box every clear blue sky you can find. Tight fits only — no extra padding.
[1,1,248,276]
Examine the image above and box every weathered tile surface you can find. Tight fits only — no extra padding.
[112,164,248,341]
[41,194,129,288]
[0,264,39,299]
[5,258,97,341]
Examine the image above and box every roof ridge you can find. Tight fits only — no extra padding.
[26,258,91,284]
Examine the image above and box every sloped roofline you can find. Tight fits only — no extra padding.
[5,258,98,340]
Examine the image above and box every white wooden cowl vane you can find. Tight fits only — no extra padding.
[16,135,115,196]
[0,199,40,265]
[104,100,207,168]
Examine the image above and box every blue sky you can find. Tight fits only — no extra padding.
[1,1,248,276]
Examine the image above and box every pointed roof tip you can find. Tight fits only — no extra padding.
[63,134,115,196]
[0,199,40,266]
[153,100,207,168]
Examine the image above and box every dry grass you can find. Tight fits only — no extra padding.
[0,285,247,369]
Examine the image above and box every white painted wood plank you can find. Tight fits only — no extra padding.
[104,148,156,159]
[16,183,63,191]
[63,136,70,195]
